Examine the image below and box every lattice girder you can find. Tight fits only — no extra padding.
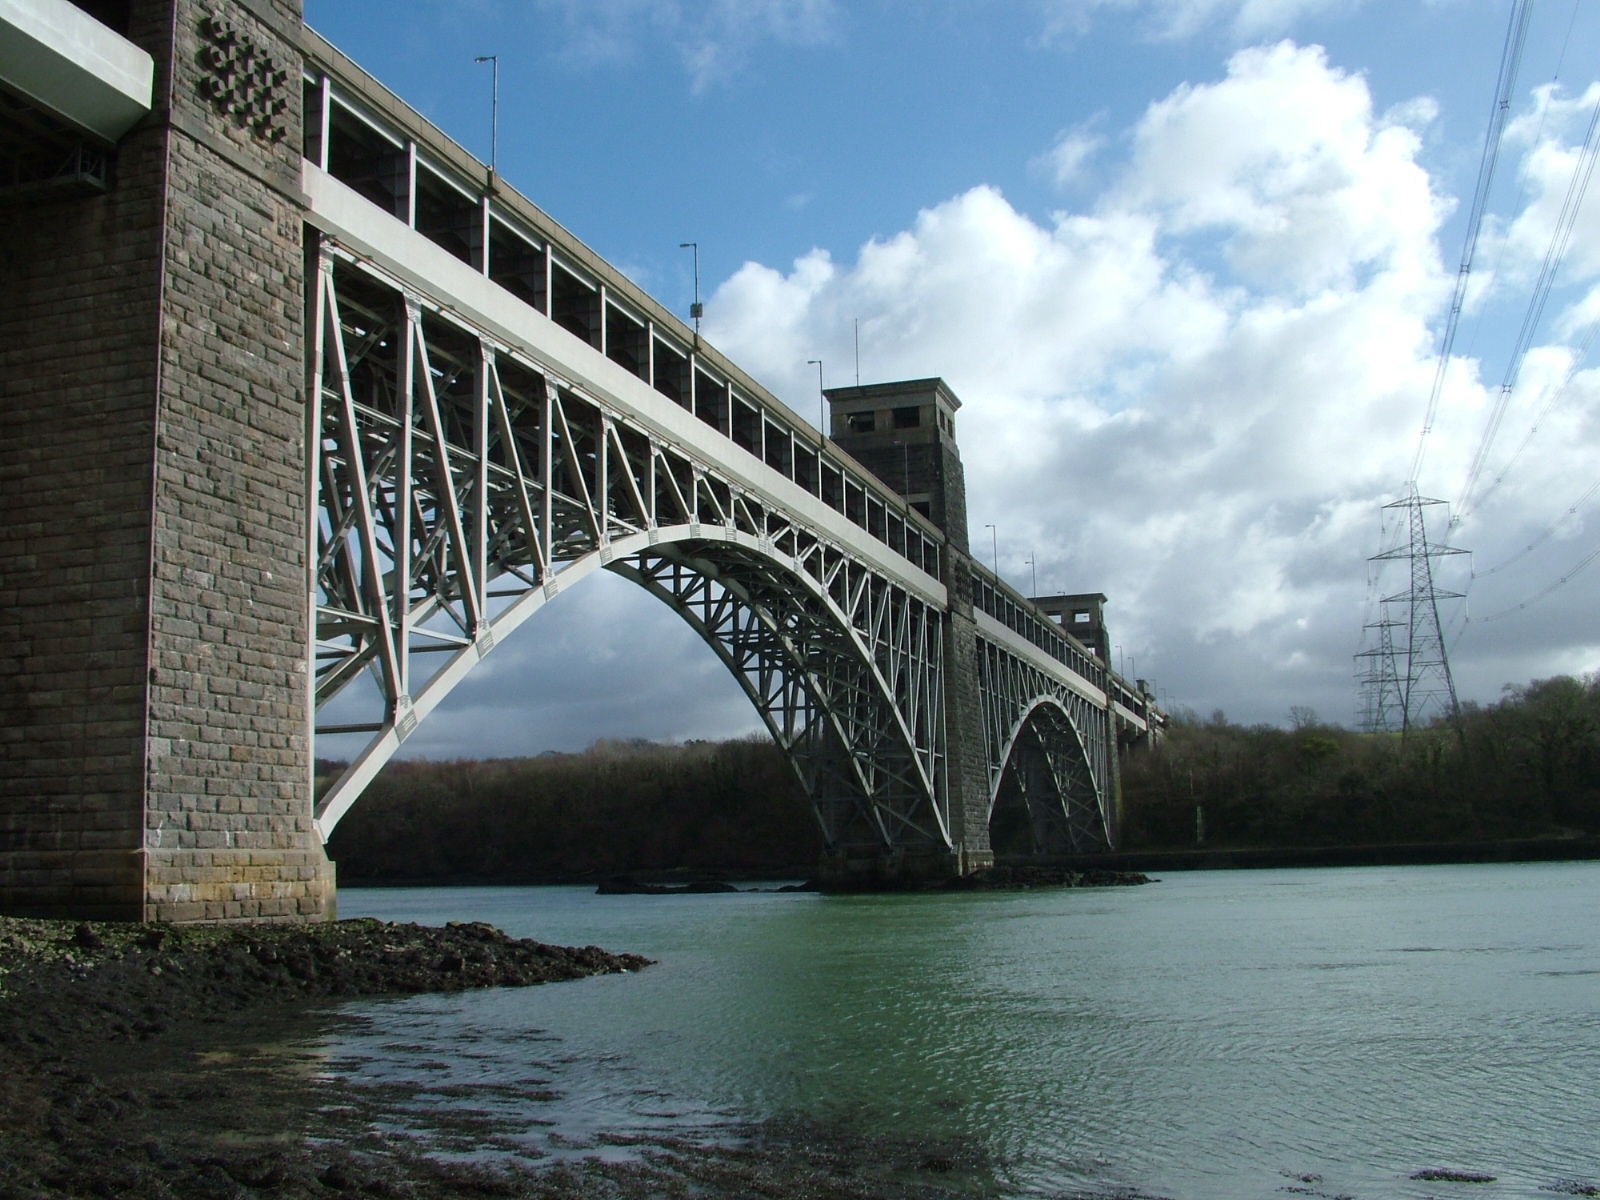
[310,248,948,853]
[976,639,1116,850]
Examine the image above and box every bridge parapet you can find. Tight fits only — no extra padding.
[297,34,947,592]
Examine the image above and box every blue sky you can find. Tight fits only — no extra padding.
[305,0,1600,755]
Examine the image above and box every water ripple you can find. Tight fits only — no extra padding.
[332,863,1600,1199]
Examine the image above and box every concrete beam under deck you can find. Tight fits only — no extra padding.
[0,0,152,143]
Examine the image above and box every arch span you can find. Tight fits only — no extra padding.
[987,696,1111,855]
[310,249,948,857]
[975,635,1118,851]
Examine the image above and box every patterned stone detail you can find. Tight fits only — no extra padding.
[196,9,290,143]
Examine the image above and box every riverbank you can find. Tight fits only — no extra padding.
[1032,833,1600,874]
[0,915,1007,1199]
[0,916,653,1199]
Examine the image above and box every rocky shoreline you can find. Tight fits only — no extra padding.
[0,915,1010,1199]
[0,916,655,1198]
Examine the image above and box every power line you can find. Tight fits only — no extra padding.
[1473,471,1600,579]
[1460,315,1600,520]
[1460,0,1583,370]
[1456,87,1600,521]
[1408,0,1534,486]
[1471,539,1600,622]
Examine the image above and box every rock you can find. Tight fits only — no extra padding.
[596,875,740,895]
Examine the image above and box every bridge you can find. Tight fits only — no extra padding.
[1,0,1162,921]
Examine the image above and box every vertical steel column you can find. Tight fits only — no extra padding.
[473,339,492,635]
[404,141,417,227]
[540,380,554,577]
[316,74,331,170]
[393,290,415,699]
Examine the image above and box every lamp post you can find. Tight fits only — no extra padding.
[807,358,824,433]
[473,55,498,173]
[1025,553,1037,597]
[679,242,701,334]
[983,524,998,578]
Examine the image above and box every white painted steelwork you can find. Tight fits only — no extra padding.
[977,633,1116,853]
[309,246,948,854]
[299,64,1164,863]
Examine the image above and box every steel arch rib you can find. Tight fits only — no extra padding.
[310,241,948,851]
[610,551,935,849]
[988,694,1110,847]
[313,523,942,842]
[975,636,1115,846]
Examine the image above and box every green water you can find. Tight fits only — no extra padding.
[332,861,1600,1198]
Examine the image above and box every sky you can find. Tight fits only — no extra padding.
[303,0,1600,757]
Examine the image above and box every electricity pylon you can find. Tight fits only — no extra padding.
[1357,488,1465,735]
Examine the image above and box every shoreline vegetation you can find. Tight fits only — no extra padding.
[323,674,1600,886]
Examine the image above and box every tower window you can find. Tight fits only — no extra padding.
[847,412,876,434]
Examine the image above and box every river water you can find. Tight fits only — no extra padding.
[330,862,1600,1199]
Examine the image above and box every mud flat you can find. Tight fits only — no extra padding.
[0,915,1011,1199]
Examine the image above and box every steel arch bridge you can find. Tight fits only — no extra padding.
[0,0,1165,924]
[302,71,1163,877]
[310,247,947,856]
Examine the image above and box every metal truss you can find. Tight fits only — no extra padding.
[976,638,1114,853]
[308,245,947,852]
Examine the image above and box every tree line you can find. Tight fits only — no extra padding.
[325,675,1600,881]
[324,736,819,882]
[1121,675,1600,849]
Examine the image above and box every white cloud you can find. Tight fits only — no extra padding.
[536,0,838,89]
[1114,42,1444,295]
[700,39,1600,725]
[1034,125,1105,189]
[1499,82,1600,285]
[1038,0,1364,44]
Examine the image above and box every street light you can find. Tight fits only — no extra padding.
[983,524,998,578]
[473,55,498,173]
[1024,553,1037,597]
[679,242,702,334]
[807,358,824,433]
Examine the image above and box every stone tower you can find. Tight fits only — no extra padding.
[826,379,994,875]
[1,0,333,920]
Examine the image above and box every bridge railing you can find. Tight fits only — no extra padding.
[969,563,1158,728]
[299,29,945,585]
